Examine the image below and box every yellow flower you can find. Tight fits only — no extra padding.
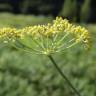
[0,27,22,43]
[0,17,91,55]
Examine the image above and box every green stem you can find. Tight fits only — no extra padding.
[48,55,81,96]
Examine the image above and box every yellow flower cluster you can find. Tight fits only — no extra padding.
[51,17,91,45]
[0,17,91,54]
[0,27,22,43]
[21,17,91,48]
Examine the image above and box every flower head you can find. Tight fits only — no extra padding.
[0,27,22,43]
[0,17,91,55]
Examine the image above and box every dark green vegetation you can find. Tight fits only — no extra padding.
[0,13,96,96]
[0,0,96,22]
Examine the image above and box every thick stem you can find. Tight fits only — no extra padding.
[48,55,81,96]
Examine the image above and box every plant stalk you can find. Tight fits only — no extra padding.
[48,55,81,96]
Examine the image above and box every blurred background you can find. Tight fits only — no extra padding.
[0,0,96,96]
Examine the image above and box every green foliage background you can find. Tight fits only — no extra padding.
[0,0,95,23]
[80,0,91,22]
[0,13,96,96]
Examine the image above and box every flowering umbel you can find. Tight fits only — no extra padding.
[0,17,91,55]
